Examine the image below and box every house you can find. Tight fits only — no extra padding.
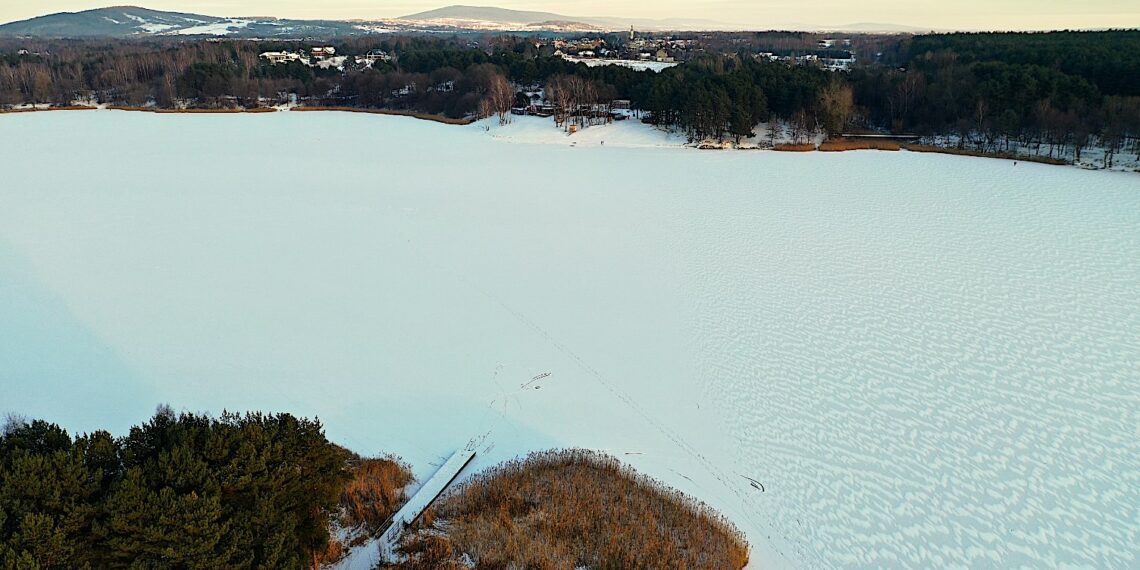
[818,39,835,49]
[16,49,30,56]
[655,49,674,63]
[611,99,631,110]
[823,52,856,71]
[260,51,303,64]
[311,46,336,59]
[358,49,393,65]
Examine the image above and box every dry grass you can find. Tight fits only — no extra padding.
[341,455,415,533]
[904,144,1069,165]
[0,105,97,113]
[291,106,475,125]
[819,139,902,151]
[311,537,345,569]
[773,143,816,152]
[393,449,750,570]
[106,106,277,114]
[312,455,414,569]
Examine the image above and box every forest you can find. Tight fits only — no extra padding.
[0,409,410,570]
[1,31,1138,161]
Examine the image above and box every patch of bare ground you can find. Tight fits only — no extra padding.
[391,449,749,570]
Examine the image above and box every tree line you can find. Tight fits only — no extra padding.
[2,32,1138,160]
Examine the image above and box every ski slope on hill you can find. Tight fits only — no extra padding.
[1,111,1137,568]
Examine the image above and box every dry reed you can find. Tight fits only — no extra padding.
[393,449,750,570]
[819,139,902,151]
[773,143,816,151]
[904,144,1069,165]
[290,106,475,125]
[0,105,97,113]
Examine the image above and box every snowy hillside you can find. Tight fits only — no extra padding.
[399,4,735,31]
[1,111,1138,569]
[0,4,727,38]
[0,6,371,38]
[0,7,227,37]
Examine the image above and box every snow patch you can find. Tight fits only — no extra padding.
[562,56,679,72]
[174,19,252,36]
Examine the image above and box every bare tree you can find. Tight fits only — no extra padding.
[817,81,854,137]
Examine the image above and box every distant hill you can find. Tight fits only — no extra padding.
[0,5,365,38]
[0,6,223,37]
[400,5,567,25]
[826,22,942,34]
[400,4,739,31]
[0,3,932,38]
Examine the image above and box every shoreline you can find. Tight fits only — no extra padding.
[0,106,1125,170]
[0,104,473,125]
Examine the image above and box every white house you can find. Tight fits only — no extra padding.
[357,49,393,66]
[260,51,303,64]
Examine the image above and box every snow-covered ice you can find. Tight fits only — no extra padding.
[1,111,1138,569]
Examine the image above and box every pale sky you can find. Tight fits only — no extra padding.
[3,1,1139,30]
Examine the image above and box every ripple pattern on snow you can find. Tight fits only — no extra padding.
[685,171,1140,567]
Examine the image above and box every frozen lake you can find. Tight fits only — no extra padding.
[1,111,1138,568]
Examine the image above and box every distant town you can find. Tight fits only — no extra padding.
[256,28,860,75]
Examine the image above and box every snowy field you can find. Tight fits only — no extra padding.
[561,56,679,72]
[1,111,1138,568]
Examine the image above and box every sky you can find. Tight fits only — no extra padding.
[2,0,1139,30]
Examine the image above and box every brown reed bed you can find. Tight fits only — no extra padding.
[773,143,816,152]
[392,449,750,570]
[0,105,97,113]
[903,144,1069,165]
[106,105,276,113]
[819,139,902,151]
[290,106,475,125]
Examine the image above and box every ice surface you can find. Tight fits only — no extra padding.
[0,111,1137,568]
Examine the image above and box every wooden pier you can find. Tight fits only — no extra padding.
[378,444,477,562]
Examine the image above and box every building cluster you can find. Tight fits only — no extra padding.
[547,30,698,64]
[753,37,857,72]
[625,31,696,63]
[755,51,857,71]
[258,46,393,69]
